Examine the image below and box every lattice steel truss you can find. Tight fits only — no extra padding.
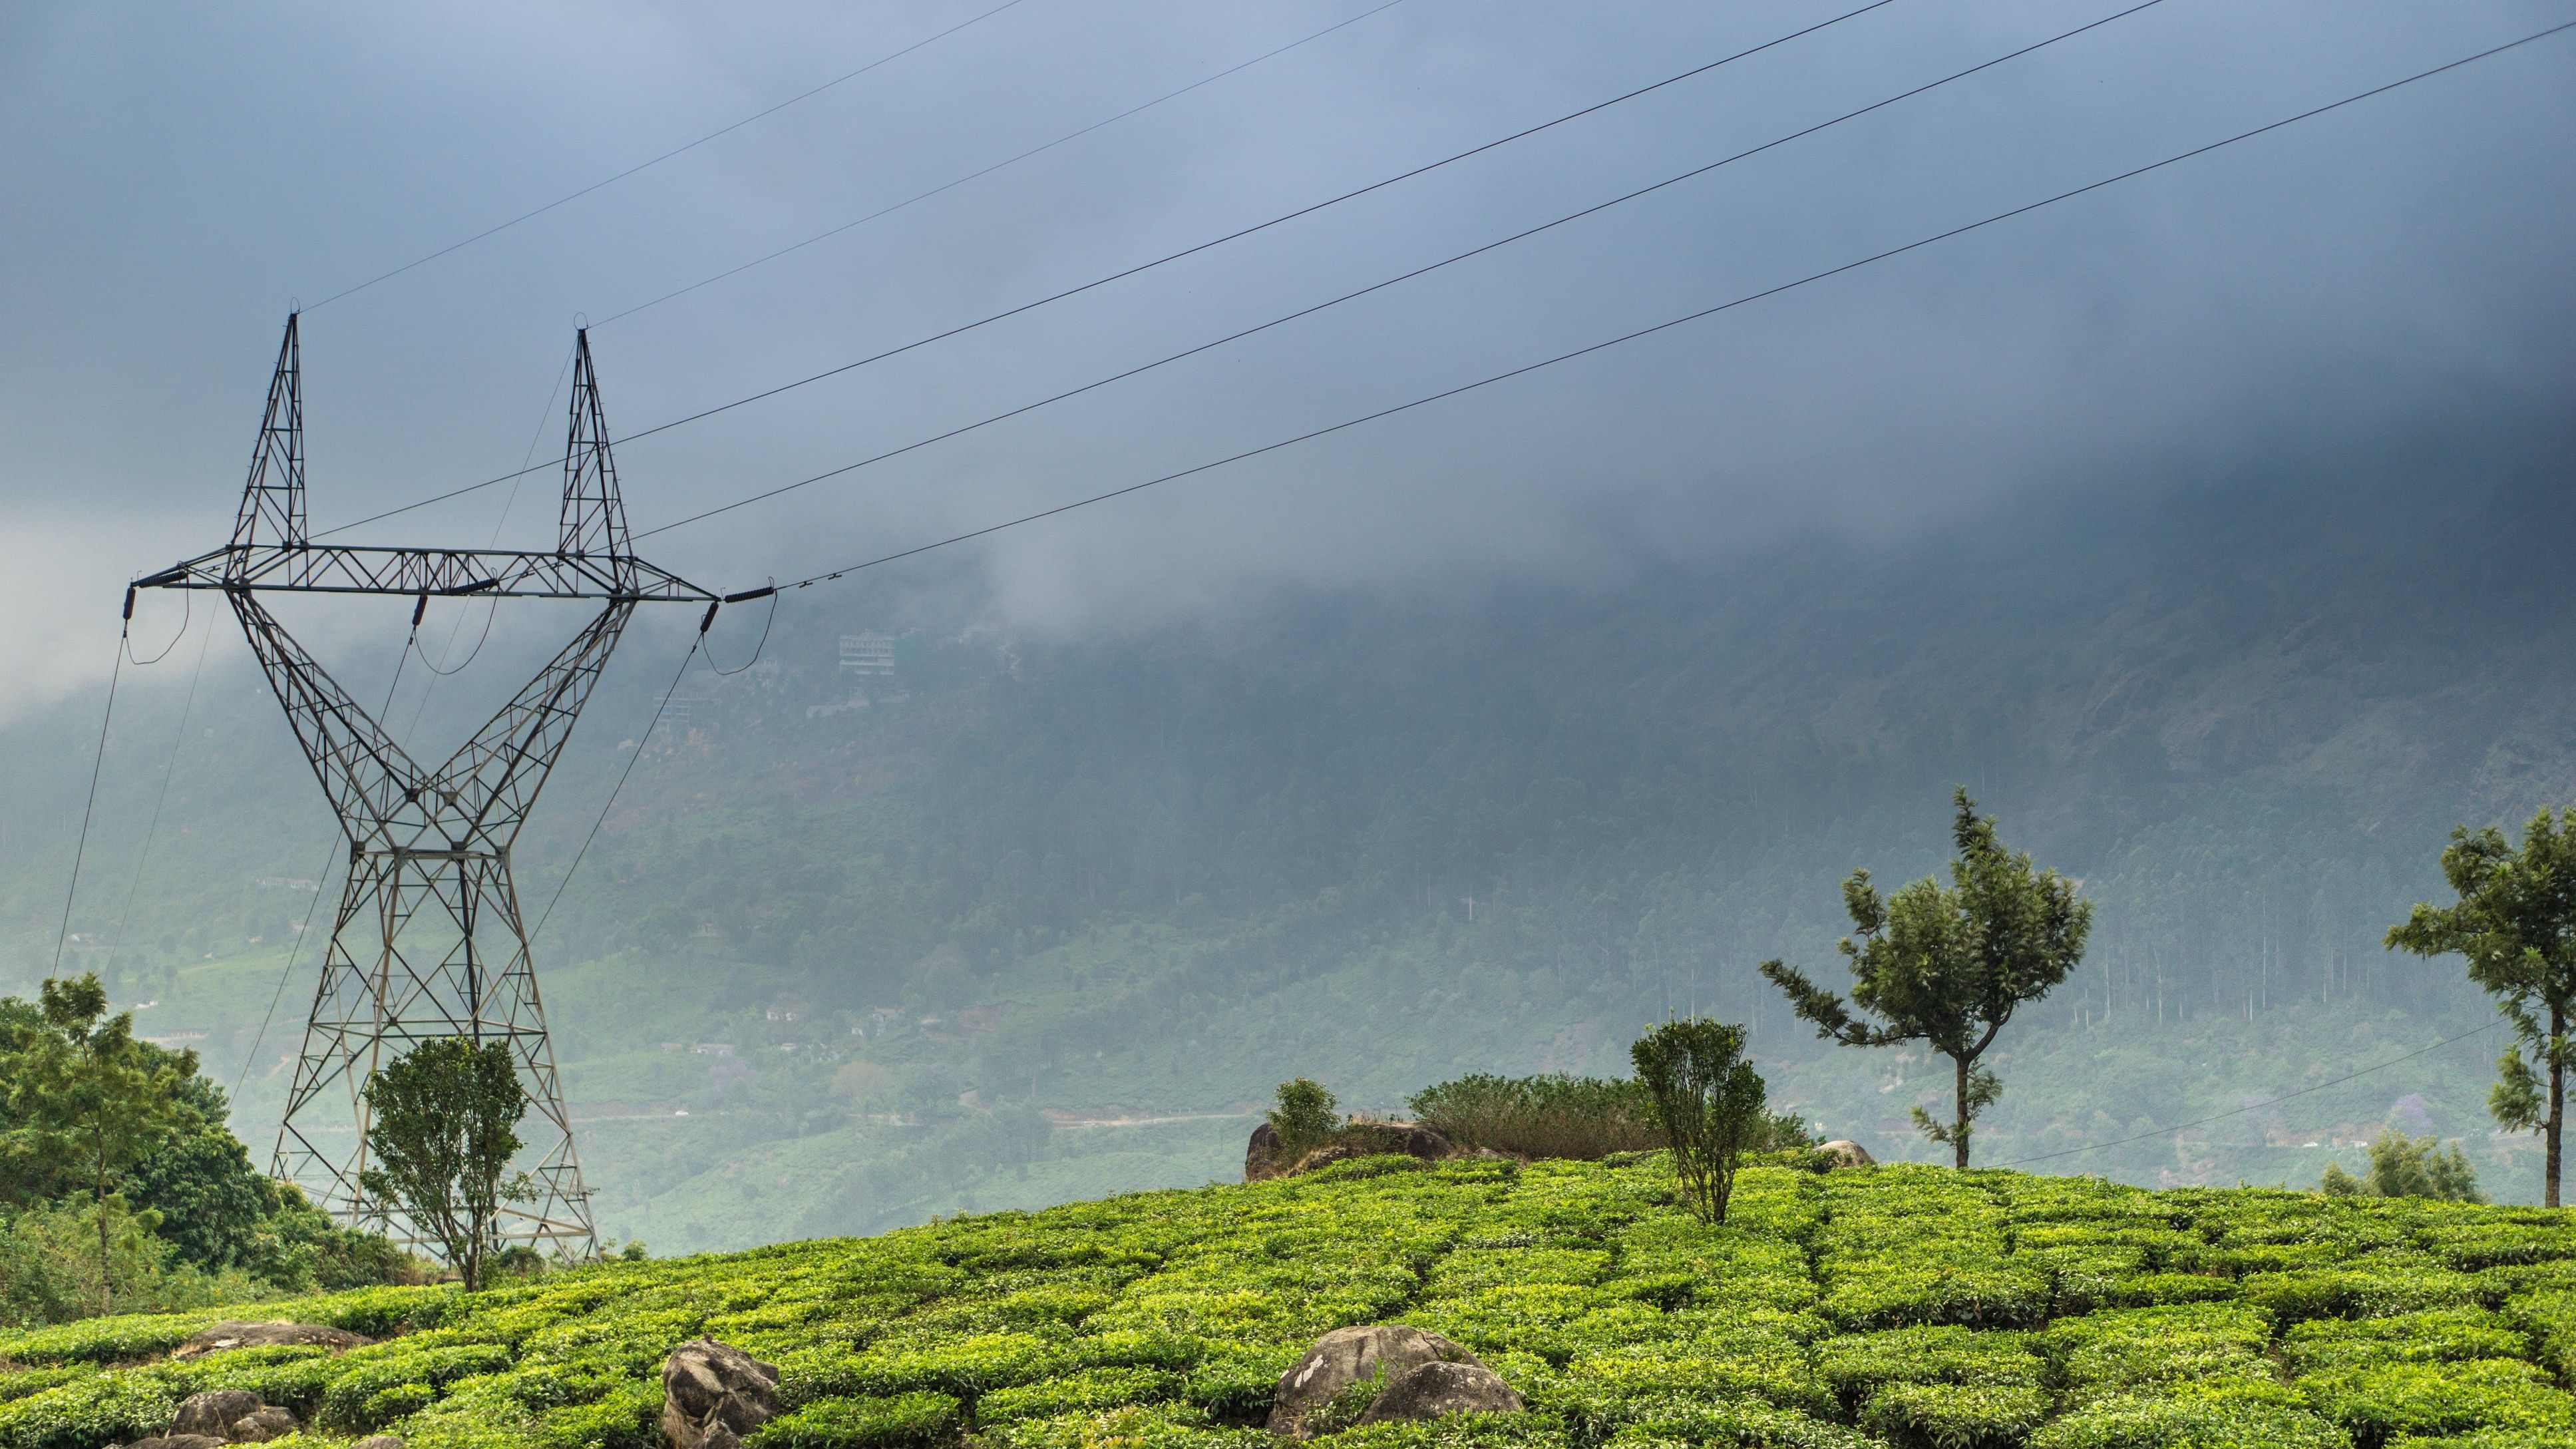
[134,315,716,1261]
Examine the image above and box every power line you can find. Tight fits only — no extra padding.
[598,0,1413,328]
[51,628,127,974]
[100,606,220,982]
[635,0,2174,542]
[307,0,1908,541]
[530,632,705,945]
[733,19,2576,600]
[304,0,1037,312]
[1989,1018,2505,1169]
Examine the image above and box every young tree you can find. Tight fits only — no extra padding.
[1762,789,2091,1167]
[1630,1018,1768,1224]
[2320,1129,2485,1203]
[0,975,197,1313]
[359,1037,531,1291]
[2386,807,2576,1207]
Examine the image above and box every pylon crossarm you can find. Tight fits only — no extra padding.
[134,542,715,602]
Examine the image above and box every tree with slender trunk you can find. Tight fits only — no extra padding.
[1762,789,2090,1167]
[359,1037,532,1291]
[2386,807,2576,1208]
[0,974,196,1313]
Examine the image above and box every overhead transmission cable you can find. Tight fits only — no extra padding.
[722,19,2576,600]
[308,0,1909,541]
[635,0,2174,542]
[1988,1018,2506,1169]
[99,607,220,985]
[598,0,1413,328]
[304,0,1037,312]
[51,616,132,974]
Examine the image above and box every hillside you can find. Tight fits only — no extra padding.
[5,1155,2575,1449]
[6,448,2576,1244]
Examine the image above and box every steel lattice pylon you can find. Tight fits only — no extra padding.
[134,315,717,1260]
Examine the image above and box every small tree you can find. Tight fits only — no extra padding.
[2385,807,2576,1207]
[1763,789,2091,1167]
[1630,1018,1767,1224]
[2320,1129,2485,1203]
[359,1037,530,1291]
[1266,1078,1340,1157]
[0,975,196,1313]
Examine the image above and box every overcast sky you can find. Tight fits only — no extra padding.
[3,0,2571,716]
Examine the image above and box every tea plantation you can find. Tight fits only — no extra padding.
[3,1156,2573,1449]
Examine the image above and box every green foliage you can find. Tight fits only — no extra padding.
[1762,790,2092,1167]
[747,1391,960,1448]
[1628,1020,1766,1225]
[1265,1079,1340,1158]
[0,976,198,1315]
[360,1036,532,1291]
[2320,1130,2487,1203]
[0,1158,2571,1449]
[1407,1076,1660,1160]
[2386,805,2576,1208]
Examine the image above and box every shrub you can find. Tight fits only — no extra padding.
[1407,1076,1661,1160]
[748,1392,960,1448]
[2320,1130,2485,1203]
[1861,1380,2050,1448]
[2298,1358,2576,1442]
[1266,1080,1340,1158]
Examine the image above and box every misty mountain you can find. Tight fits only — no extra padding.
[5,434,2572,1247]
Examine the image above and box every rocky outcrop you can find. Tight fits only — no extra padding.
[169,1390,296,1442]
[1813,1139,1875,1167]
[1358,1360,1525,1423]
[1248,1122,1455,1183]
[660,1339,780,1449]
[1267,1325,1495,1437]
[174,1321,370,1358]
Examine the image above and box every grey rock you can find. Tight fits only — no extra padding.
[226,1406,297,1443]
[1266,1325,1481,1437]
[171,1391,266,1438]
[353,1437,406,1449]
[124,1438,227,1449]
[1814,1139,1875,1167]
[173,1320,371,1358]
[1358,1361,1524,1424]
[660,1338,780,1449]
[1245,1120,1284,1181]
[170,1390,297,1441]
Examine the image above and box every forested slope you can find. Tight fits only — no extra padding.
[4,447,2574,1246]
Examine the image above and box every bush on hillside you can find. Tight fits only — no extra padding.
[1408,1073,1813,1162]
[1264,1080,1340,1158]
[1407,1076,1659,1160]
[2321,1128,2486,1203]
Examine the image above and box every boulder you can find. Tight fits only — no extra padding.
[174,1320,370,1358]
[1358,1360,1524,1424]
[354,1439,406,1449]
[124,1438,226,1449]
[1813,1139,1875,1168]
[170,1390,294,1441]
[1250,1122,1455,1183]
[1266,1325,1481,1437]
[1245,1120,1284,1181]
[660,1338,780,1449]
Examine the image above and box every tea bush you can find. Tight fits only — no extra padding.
[0,1155,2571,1449]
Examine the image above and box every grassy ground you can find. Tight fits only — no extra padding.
[3,1155,2571,1449]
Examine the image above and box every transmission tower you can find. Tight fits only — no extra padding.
[131,315,719,1260]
